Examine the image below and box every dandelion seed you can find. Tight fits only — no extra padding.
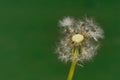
[59,17,74,27]
[55,16,104,80]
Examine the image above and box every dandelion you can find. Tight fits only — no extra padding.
[56,16,104,80]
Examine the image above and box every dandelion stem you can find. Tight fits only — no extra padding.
[67,48,79,80]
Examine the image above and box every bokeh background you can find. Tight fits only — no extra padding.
[0,0,120,80]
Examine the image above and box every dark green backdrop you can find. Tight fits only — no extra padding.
[0,0,120,80]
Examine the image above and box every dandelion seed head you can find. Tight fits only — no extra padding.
[56,16,104,64]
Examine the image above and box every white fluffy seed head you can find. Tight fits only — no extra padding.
[56,16,104,64]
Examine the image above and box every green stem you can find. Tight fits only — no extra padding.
[67,48,79,80]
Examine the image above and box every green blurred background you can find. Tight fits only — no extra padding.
[0,0,120,80]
